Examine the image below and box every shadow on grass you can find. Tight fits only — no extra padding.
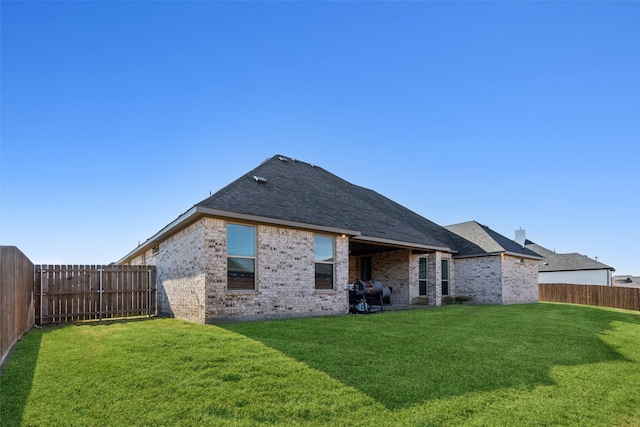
[0,327,43,425]
[222,303,640,410]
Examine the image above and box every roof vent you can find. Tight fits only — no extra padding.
[278,156,289,162]
[253,175,267,185]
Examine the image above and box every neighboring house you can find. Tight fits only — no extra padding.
[612,276,640,288]
[515,230,615,286]
[445,222,542,304]
[119,155,540,323]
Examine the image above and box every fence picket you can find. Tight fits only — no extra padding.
[539,283,640,311]
[34,265,157,325]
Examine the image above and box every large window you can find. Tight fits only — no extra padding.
[419,258,428,296]
[315,235,334,289]
[441,259,449,296]
[227,224,255,290]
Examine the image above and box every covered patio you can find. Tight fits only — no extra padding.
[347,237,453,307]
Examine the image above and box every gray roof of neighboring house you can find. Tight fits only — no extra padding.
[524,241,615,272]
[444,221,543,259]
[612,276,640,287]
[195,154,457,251]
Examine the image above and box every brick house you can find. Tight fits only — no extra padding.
[444,221,541,304]
[118,155,542,323]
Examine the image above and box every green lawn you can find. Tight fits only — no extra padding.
[1,303,639,426]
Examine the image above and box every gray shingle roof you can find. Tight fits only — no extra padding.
[444,221,543,259]
[196,155,455,250]
[612,276,640,287]
[524,241,615,272]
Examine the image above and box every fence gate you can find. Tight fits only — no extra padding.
[35,265,156,325]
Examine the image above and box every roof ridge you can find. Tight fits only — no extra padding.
[197,155,283,206]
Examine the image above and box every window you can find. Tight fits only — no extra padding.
[315,235,334,289]
[419,258,428,296]
[441,259,449,296]
[152,246,159,255]
[227,224,255,290]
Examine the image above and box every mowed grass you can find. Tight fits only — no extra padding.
[1,304,639,426]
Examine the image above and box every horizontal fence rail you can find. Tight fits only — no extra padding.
[35,265,157,325]
[539,283,640,312]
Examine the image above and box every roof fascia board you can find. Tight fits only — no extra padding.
[117,206,200,264]
[195,206,362,236]
[351,235,454,253]
[454,251,544,260]
[453,252,504,259]
[540,267,615,273]
[504,251,545,260]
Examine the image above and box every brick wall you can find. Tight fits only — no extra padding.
[204,220,349,322]
[128,252,144,265]
[452,255,539,304]
[348,256,359,284]
[453,256,502,303]
[501,256,539,303]
[408,253,420,303]
[428,253,438,305]
[203,217,227,319]
[128,246,158,267]
[127,218,352,323]
[155,221,207,323]
[371,249,410,305]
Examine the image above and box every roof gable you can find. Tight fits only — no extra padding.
[445,221,542,259]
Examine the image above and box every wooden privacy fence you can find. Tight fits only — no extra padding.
[35,265,157,325]
[539,283,640,312]
[1,246,35,366]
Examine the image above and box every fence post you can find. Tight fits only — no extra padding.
[99,268,103,322]
[39,267,44,326]
[147,268,151,317]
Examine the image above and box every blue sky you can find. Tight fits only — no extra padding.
[1,1,638,275]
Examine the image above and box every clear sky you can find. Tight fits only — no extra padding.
[1,1,639,275]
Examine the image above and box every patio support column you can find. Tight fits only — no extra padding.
[433,252,443,307]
